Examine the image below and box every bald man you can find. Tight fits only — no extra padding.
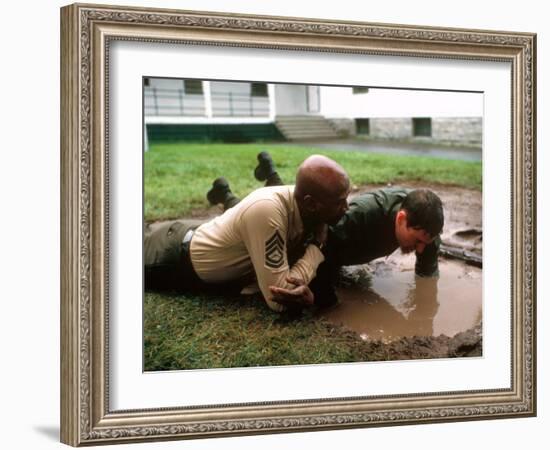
[144,154,350,312]
[206,152,444,309]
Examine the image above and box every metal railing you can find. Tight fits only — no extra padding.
[144,87,205,116]
[144,87,270,117]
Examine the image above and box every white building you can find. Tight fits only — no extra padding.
[144,78,482,147]
[144,78,333,145]
[320,86,482,145]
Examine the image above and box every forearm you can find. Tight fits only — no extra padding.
[238,198,326,312]
[258,245,324,311]
[286,245,325,285]
[415,237,440,277]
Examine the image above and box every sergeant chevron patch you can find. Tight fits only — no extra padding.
[265,230,285,269]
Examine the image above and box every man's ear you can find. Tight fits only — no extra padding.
[396,210,407,226]
[302,194,317,212]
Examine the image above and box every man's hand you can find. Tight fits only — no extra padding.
[269,277,314,307]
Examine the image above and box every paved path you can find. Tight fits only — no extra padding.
[277,139,482,162]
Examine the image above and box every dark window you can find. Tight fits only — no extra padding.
[413,118,432,137]
[184,80,203,95]
[355,118,370,135]
[352,87,369,94]
[251,82,268,97]
[143,77,150,87]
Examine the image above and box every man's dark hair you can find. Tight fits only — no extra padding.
[400,189,444,237]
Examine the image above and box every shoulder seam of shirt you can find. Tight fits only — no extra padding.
[238,196,286,221]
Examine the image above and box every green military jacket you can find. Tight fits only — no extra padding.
[324,187,440,276]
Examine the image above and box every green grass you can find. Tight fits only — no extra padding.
[144,290,391,370]
[143,141,482,371]
[144,142,482,221]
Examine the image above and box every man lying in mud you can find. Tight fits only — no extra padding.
[144,155,351,312]
[310,182,444,307]
[205,152,444,308]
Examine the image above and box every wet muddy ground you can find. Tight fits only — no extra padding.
[318,183,483,359]
[151,182,483,360]
[323,256,481,343]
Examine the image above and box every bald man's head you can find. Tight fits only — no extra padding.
[294,155,350,226]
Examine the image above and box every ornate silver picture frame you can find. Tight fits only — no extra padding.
[60,3,536,446]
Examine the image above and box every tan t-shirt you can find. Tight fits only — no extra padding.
[190,186,324,311]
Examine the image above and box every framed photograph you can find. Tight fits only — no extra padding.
[60,3,536,446]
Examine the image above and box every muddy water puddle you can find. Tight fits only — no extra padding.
[320,253,482,343]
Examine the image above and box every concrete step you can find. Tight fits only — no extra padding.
[277,121,335,125]
[277,127,337,133]
[276,128,337,135]
[276,120,333,126]
[275,115,338,140]
[276,116,329,121]
[276,129,338,136]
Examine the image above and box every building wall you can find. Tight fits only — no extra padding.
[145,78,205,117]
[432,118,482,145]
[321,86,484,118]
[340,117,483,146]
[211,81,249,117]
[147,78,184,89]
[274,84,309,116]
[370,118,413,140]
[317,86,484,145]
[327,118,355,137]
[210,81,269,117]
[144,79,270,118]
